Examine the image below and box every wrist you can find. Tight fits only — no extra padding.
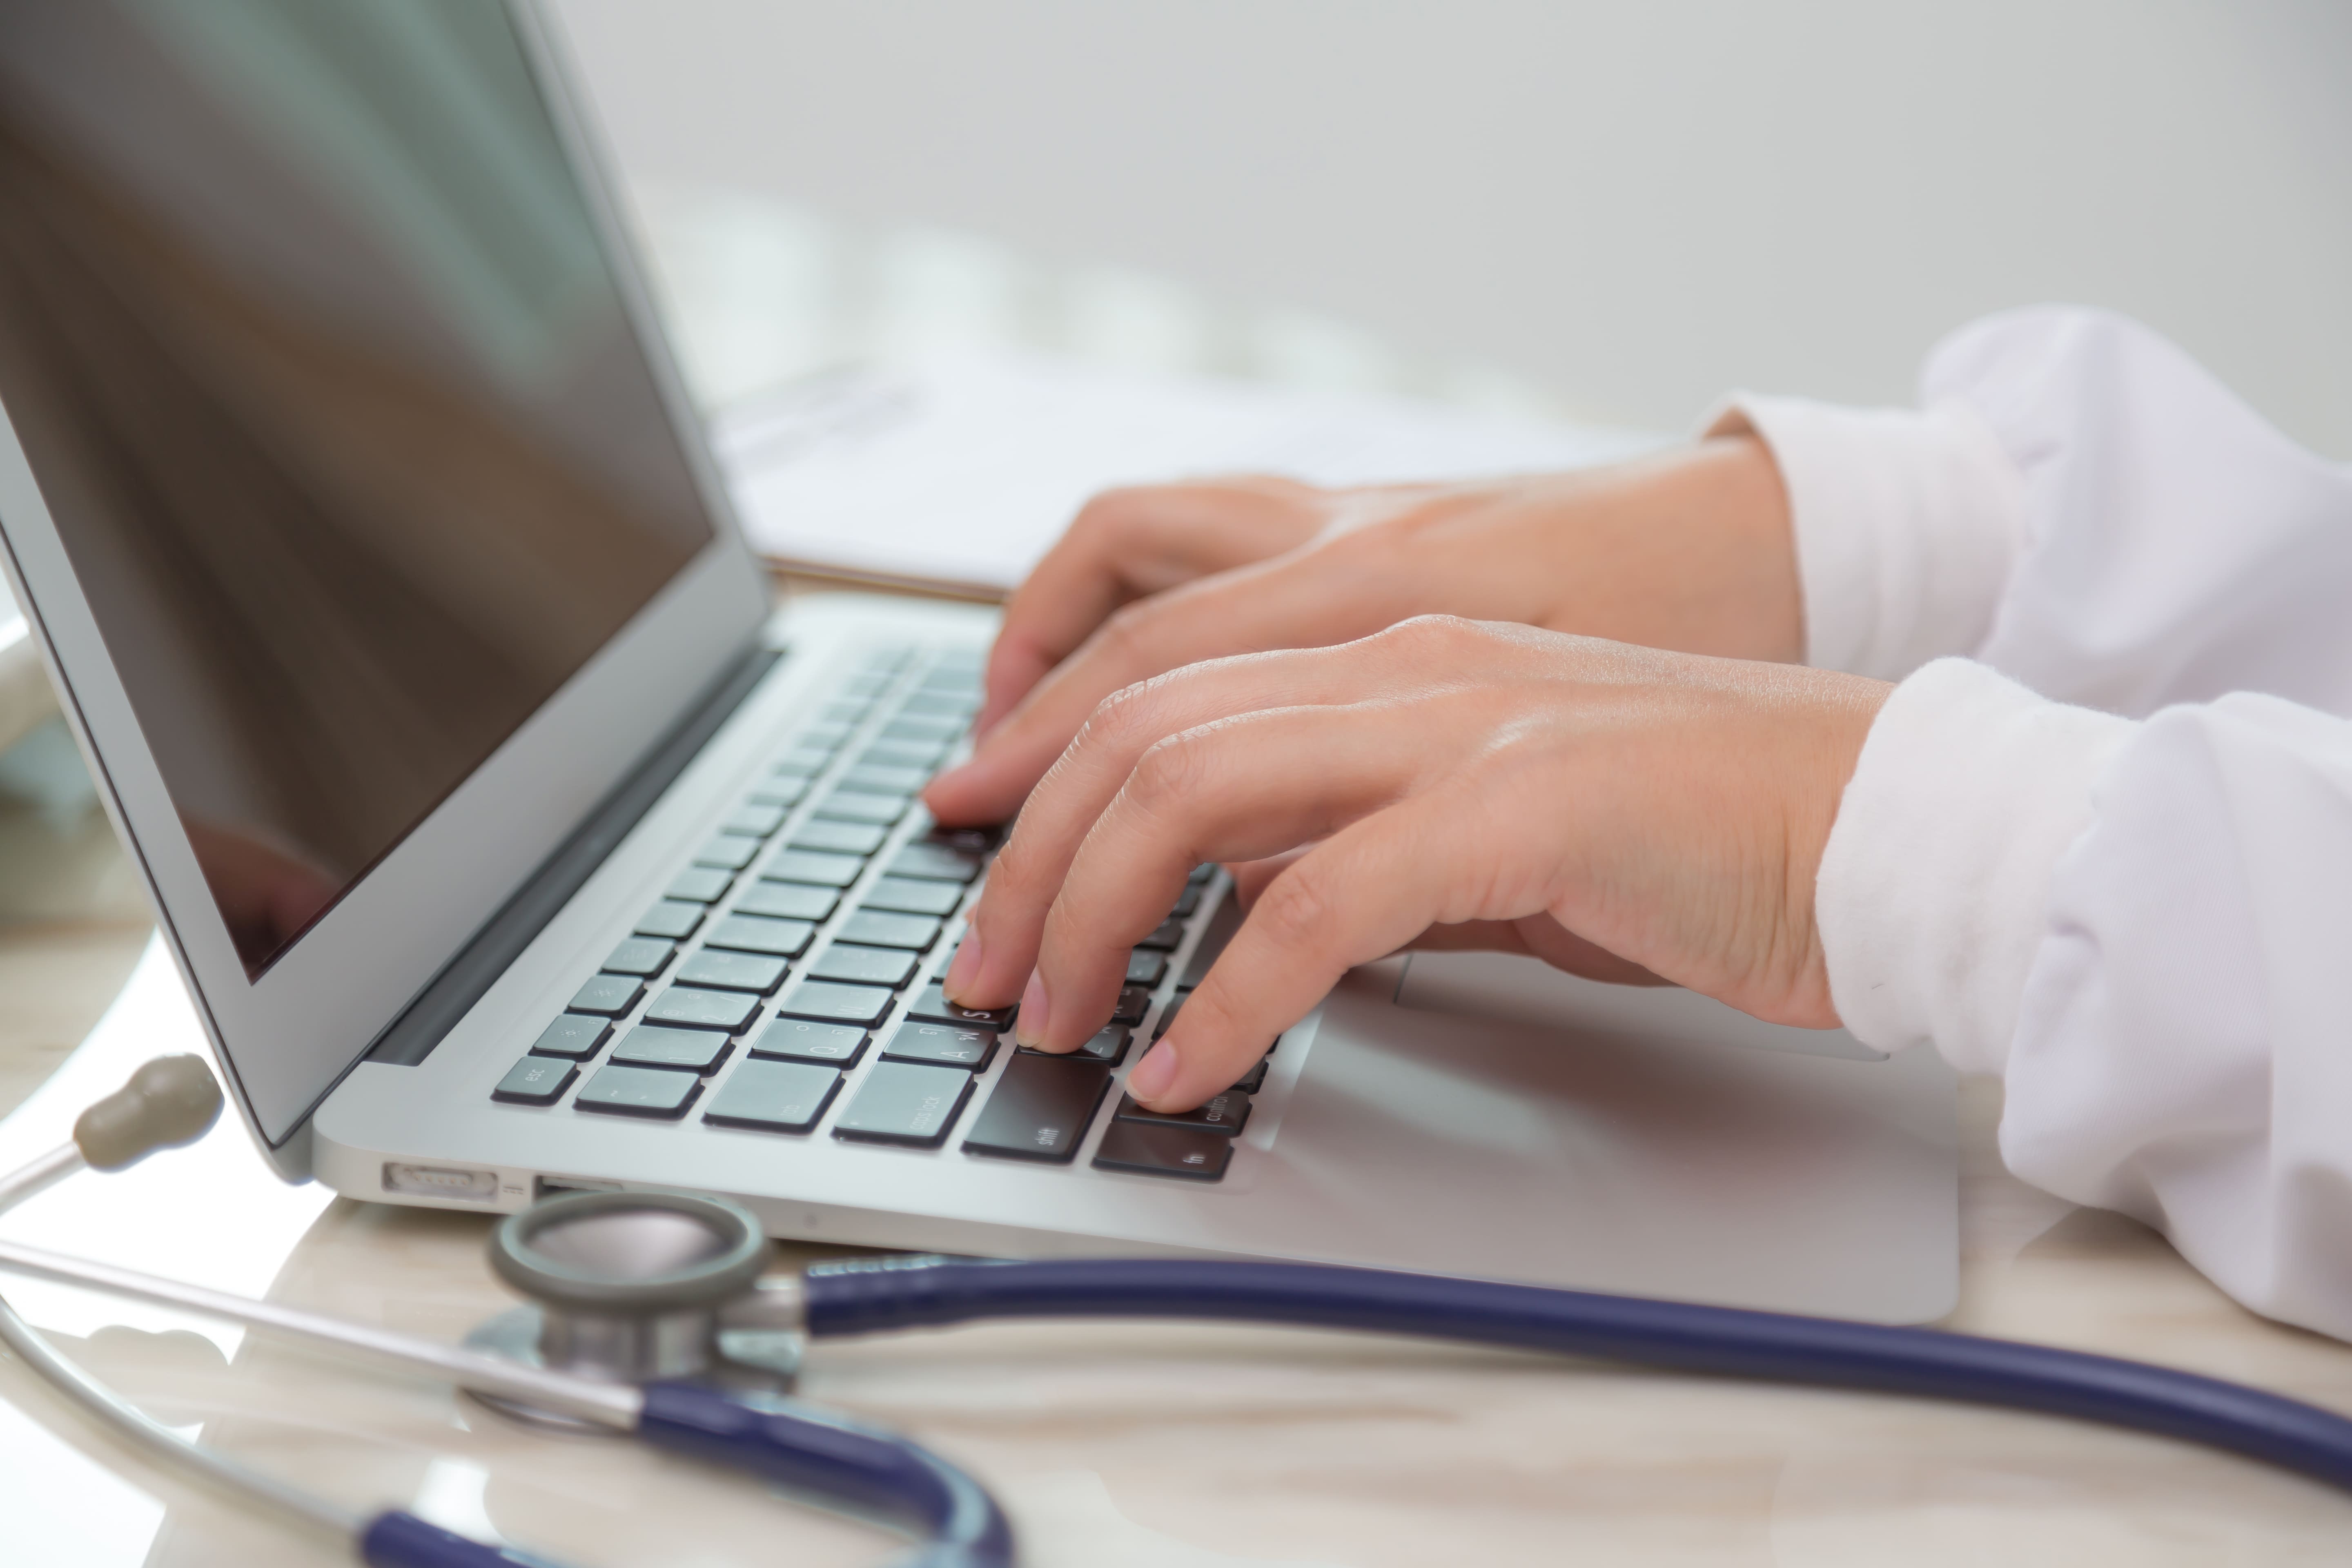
[1527,433,1803,665]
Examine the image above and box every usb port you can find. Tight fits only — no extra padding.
[533,1176,621,1201]
[383,1163,497,1202]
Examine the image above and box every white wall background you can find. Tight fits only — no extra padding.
[554,0,2352,455]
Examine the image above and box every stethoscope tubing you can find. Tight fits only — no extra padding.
[0,1147,1013,1568]
[800,1255,2352,1495]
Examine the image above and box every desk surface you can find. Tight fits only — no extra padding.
[2,933,2351,1568]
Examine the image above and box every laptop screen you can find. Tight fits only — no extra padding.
[0,0,714,977]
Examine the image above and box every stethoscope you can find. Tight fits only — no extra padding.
[8,1056,2352,1568]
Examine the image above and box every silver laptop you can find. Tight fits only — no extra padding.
[0,0,1955,1323]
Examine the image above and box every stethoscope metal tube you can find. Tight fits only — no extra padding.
[0,1058,1015,1568]
[0,1230,643,1428]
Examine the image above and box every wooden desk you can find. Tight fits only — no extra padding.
[2,926,2350,1568]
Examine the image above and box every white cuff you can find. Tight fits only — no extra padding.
[1704,395,2025,681]
[1818,658,2134,1074]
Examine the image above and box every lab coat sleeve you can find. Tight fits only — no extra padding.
[1804,307,2352,1339]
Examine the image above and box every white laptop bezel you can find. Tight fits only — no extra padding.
[0,0,770,1168]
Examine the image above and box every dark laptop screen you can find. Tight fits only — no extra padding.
[0,1,714,976]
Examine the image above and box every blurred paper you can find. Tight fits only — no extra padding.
[712,352,1660,595]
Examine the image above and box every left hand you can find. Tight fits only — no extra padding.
[940,616,1888,1111]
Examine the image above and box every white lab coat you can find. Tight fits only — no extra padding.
[1714,307,2352,1340]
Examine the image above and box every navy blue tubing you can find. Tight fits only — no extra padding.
[361,1388,1015,1568]
[636,1381,1015,1568]
[805,1256,2352,1494]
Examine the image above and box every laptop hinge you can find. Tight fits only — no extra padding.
[353,640,782,1071]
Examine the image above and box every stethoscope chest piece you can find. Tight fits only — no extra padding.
[466,1189,800,1431]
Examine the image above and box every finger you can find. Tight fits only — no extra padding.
[1407,915,1667,986]
[1223,849,1309,908]
[1129,790,1510,1110]
[976,478,1324,735]
[1017,704,1422,1052]
[927,540,1407,826]
[945,633,1447,1011]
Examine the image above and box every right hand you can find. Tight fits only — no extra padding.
[924,434,1801,827]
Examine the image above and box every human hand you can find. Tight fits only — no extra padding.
[924,435,1799,827]
[940,617,1886,1111]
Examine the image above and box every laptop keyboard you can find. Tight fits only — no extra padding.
[487,643,1263,1183]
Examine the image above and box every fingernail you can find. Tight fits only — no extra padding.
[1127,1040,1178,1102]
[1012,971,1050,1047]
[941,929,984,1002]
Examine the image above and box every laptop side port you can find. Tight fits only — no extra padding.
[533,1176,623,1200]
[383,1163,497,1202]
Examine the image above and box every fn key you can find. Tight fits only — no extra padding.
[962,1055,1111,1163]
[1092,1119,1232,1182]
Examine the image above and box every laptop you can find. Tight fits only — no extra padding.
[0,0,1955,1322]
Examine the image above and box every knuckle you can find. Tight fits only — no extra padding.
[1094,600,1160,667]
[1252,869,1338,955]
[1075,676,1163,753]
[1125,731,1213,817]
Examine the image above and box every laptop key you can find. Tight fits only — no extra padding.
[817,789,909,826]
[900,690,977,721]
[800,720,855,750]
[530,1015,612,1060]
[575,1064,701,1120]
[693,833,763,871]
[610,1025,733,1074]
[675,949,790,996]
[705,913,817,959]
[861,739,948,772]
[841,763,928,796]
[832,1061,974,1148]
[749,1018,869,1066]
[1125,950,1169,988]
[775,979,897,1028]
[1092,1119,1232,1181]
[567,974,645,1018]
[601,938,675,978]
[492,1056,579,1106]
[887,842,984,884]
[788,818,887,855]
[771,747,834,777]
[1151,994,1185,1039]
[1109,986,1152,1026]
[724,803,787,838]
[1169,884,1203,920]
[735,882,838,922]
[644,986,761,1033]
[1017,1024,1128,1067]
[748,775,810,808]
[665,866,733,904]
[762,850,865,888]
[1178,895,1243,989]
[905,983,1012,1031]
[1225,1056,1270,1095]
[835,909,940,951]
[704,1060,842,1134]
[882,715,962,744]
[1116,1089,1250,1136]
[963,1055,1111,1163]
[1188,861,1218,886]
[635,900,705,941]
[810,944,919,989]
[880,1022,998,1071]
[1132,918,1185,952]
[863,877,962,917]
